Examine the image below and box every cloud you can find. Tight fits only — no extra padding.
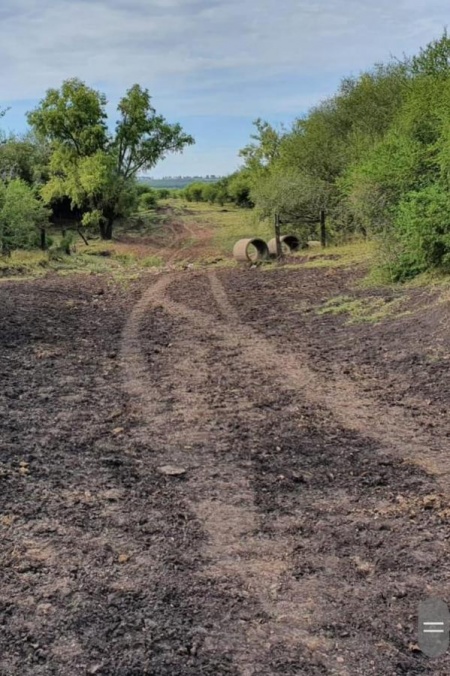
[1,0,449,173]
[1,0,448,105]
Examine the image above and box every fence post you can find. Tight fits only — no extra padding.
[275,212,282,259]
[320,210,327,248]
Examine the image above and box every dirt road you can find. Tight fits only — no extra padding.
[1,266,450,674]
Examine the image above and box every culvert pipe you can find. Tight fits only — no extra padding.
[233,238,269,263]
[268,235,301,257]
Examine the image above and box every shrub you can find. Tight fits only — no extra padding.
[0,179,50,254]
[184,182,206,202]
[388,185,450,279]
[139,190,158,210]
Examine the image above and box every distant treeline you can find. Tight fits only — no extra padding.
[135,173,253,209]
[139,176,221,189]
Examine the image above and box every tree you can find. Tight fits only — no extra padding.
[251,167,329,242]
[0,133,51,185]
[231,31,450,276]
[138,189,158,210]
[227,171,254,207]
[394,185,450,277]
[28,79,194,239]
[201,183,219,203]
[411,30,450,77]
[184,182,206,202]
[156,188,171,199]
[239,119,283,174]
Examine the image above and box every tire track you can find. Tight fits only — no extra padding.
[208,271,447,483]
[120,270,448,675]
[120,273,336,675]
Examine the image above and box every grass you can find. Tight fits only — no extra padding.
[0,241,164,281]
[10,225,168,276]
[3,203,449,297]
[165,201,376,271]
[141,255,164,268]
[0,201,377,279]
[404,269,450,290]
[0,250,50,278]
[173,201,273,255]
[317,293,411,324]
[300,240,375,269]
[0,222,377,280]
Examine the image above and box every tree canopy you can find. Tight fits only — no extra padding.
[235,32,450,278]
[27,79,194,238]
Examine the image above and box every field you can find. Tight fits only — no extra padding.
[1,203,450,675]
[0,201,273,279]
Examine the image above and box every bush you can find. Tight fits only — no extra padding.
[139,190,158,210]
[388,185,450,280]
[201,183,218,203]
[135,183,155,196]
[59,231,77,255]
[184,182,206,202]
[0,179,50,254]
[227,172,254,207]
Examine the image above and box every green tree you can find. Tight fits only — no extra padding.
[411,31,450,77]
[0,133,50,185]
[184,182,206,202]
[227,171,254,207]
[393,185,450,277]
[239,119,283,175]
[156,188,171,199]
[201,183,218,203]
[138,189,158,210]
[250,167,326,242]
[28,79,194,239]
[234,32,450,277]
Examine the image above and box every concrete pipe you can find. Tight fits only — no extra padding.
[268,235,301,257]
[233,238,269,263]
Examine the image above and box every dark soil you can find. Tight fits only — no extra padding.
[219,267,450,440]
[1,266,449,675]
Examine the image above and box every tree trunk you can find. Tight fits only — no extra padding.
[105,219,113,240]
[40,227,47,251]
[99,216,114,240]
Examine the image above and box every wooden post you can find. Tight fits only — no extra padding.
[275,212,282,260]
[320,210,326,248]
[40,227,47,251]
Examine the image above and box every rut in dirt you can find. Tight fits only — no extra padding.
[121,275,313,675]
[1,269,449,675]
[119,269,450,675]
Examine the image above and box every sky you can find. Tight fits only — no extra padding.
[0,0,448,177]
